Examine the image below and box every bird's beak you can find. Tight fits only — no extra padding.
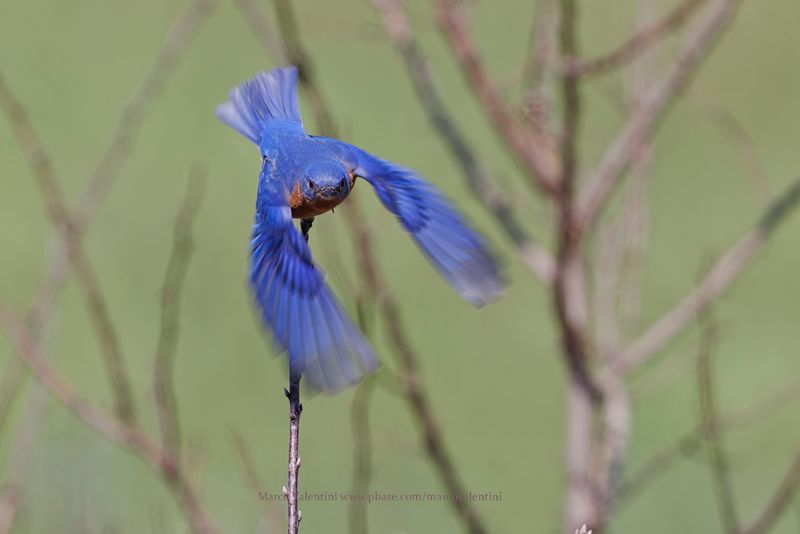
[319,187,340,200]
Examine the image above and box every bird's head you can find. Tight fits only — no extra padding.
[301,161,353,203]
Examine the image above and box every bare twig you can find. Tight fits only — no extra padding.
[154,169,207,459]
[616,175,800,375]
[0,306,219,534]
[577,0,742,230]
[556,3,604,531]
[436,0,560,194]
[0,72,137,424]
[372,0,555,284]
[696,318,739,532]
[553,0,601,406]
[285,374,302,534]
[348,380,374,534]
[570,0,706,77]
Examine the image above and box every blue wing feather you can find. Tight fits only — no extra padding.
[250,202,379,392]
[215,66,304,144]
[351,147,504,307]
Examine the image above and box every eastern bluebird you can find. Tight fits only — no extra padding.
[216,66,503,392]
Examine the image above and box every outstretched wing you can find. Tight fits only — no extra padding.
[251,174,379,392]
[352,147,504,307]
[215,66,304,145]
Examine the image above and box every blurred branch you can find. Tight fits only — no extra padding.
[591,5,657,522]
[0,306,220,534]
[235,0,287,63]
[696,318,739,532]
[273,0,336,136]
[577,0,741,231]
[692,92,771,202]
[569,0,706,78]
[0,329,53,534]
[372,0,555,284]
[0,360,24,438]
[615,174,800,375]
[521,0,558,96]
[520,0,559,143]
[154,169,207,460]
[75,0,215,232]
[436,0,560,194]
[230,431,282,532]
[619,375,800,504]
[0,72,137,424]
[742,453,800,534]
[553,0,601,405]
[0,0,214,428]
[348,380,374,534]
[556,2,604,531]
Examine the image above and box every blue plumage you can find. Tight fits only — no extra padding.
[217,66,504,392]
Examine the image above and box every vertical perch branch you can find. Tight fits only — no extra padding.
[285,374,302,534]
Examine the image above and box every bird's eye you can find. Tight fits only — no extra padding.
[306,179,316,190]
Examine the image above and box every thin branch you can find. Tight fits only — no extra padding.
[696,318,739,532]
[0,312,59,534]
[742,453,800,534]
[348,380,374,534]
[591,6,657,522]
[615,174,800,375]
[0,72,137,424]
[557,3,604,532]
[436,0,560,194]
[372,0,555,284]
[692,91,771,202]
[154,169,207,460]
[285,375,302,534]
[0,359,25,438]
[0,377,48,534]
[0,306,219,534]
[616,431,702,503]
[520,0,559,141]
[554,0,602,405]
[619,375,800,504]
[521,0,558,95]
[577,0,742,231]
[570,0,706,78]
[75,0,215,233]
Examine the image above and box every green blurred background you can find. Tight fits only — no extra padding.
[1,0,799,532]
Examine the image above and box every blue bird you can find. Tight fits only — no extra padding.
[216,66,503,393]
